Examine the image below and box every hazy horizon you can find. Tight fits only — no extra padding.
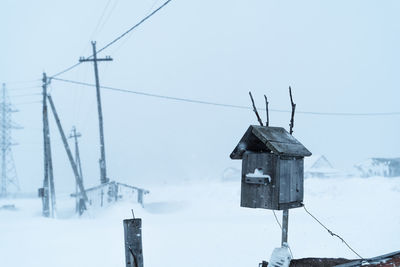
[1,0,399,193]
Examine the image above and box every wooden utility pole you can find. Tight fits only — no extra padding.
[41,73,56,217]
[47,95,88,206]
[79,41,112,185]
[69,126,84,213]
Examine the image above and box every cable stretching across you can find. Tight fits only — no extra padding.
[50,77,400,117]
[49,0,173,79]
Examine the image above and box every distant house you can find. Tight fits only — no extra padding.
[221,167,241,181]
[354,158,400,178]
[304,155,342,178]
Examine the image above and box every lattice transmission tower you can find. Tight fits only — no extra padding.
[0,83,22,197]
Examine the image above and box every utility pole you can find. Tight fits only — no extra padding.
[47,95,88,206]
[41,73,56,217]
[69,126,84,213]
[0,83,21,198]
[79,41,112,185]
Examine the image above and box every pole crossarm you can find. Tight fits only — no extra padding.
[79,57,113,62]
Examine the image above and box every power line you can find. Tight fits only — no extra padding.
[9,93,42,98]
[95,0,172,55]
[7,86,41,91]
[3,79,41,85]
[95,0,120,39]
[49,0,173,79]
[13,100,42,106]
[50,77,400,117]
[50,62,83,79]
[89,0,114,41]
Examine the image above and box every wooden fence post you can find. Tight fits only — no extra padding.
[123,218,144,267]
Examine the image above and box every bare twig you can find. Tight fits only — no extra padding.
[264,94,269,126]
[289,86,296,135]
[249,91,264,126]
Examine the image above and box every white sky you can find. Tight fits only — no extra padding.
[1,0,399,192]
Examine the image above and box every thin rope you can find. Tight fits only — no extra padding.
[271,210,294,259]
[303,205,364,260]
[272,210,282,229]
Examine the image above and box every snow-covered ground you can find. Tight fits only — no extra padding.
[0,176,399,267]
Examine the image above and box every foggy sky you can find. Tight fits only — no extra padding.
[1,0,399,193]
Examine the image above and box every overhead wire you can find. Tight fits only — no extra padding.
[89,0,114,42]
[13,100,42,106]
[49,0,173,79]
[79,0,115,60]
[95,0,172,56]
[9,93,42,98]
[3,79,41,85]
[96,0,120,38]
[108,0,162,56]
[50,77,400,117]
[7,85,41,91]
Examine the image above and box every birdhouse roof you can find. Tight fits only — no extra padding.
[230,125,312,159]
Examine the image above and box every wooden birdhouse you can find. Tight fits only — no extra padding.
[230,125,311,210]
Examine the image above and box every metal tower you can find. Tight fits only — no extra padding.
[0,83,21,197]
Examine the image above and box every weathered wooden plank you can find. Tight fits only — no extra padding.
[241,152,278,209]
[259,258,354,267]
[230,125,311,159]
[268,141,311,157]
[124,218,144,267]
[252,126,301,145]
[278,158,304,205]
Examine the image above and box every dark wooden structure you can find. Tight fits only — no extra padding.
[259,250,400,267]
[124,218,144,267]
[230,126,311,210]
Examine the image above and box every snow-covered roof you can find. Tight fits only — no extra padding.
[230,125,312,159]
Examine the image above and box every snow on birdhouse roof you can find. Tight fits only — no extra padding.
[230,125,312,159]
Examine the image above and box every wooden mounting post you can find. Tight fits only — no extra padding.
[281,86,296,246]
[281,209,289,246]
[124,218,144,267]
